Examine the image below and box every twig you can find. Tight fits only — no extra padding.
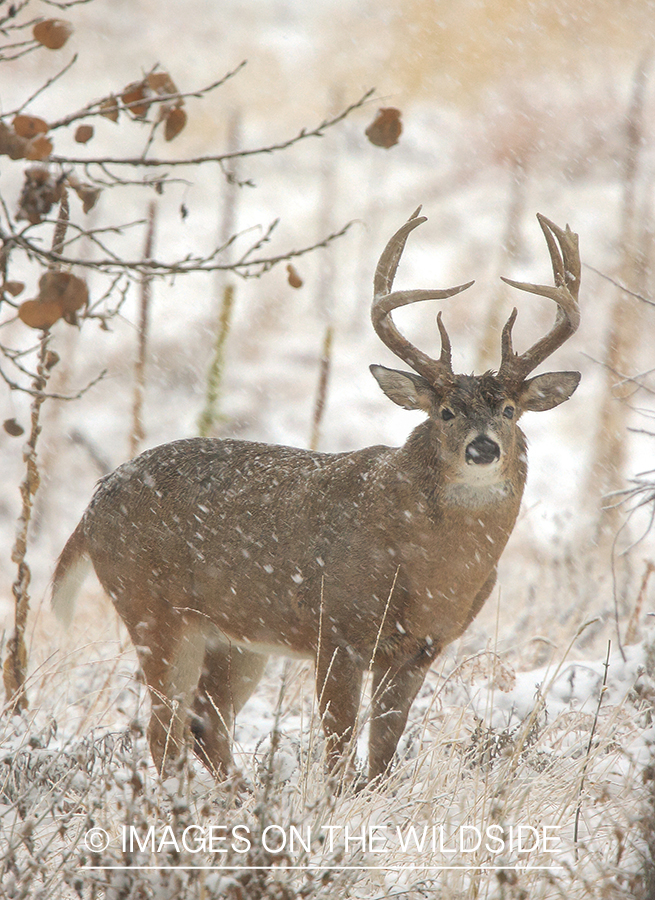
[2,335,57,711]
[197,284,235,437]
[1,192,69,710]
[584,262,655,307]
[9,54,78,116]
[46,60,247,131]
[309,324,334,451]
[573,641,611,858]
[5,219,355,278]
[130,201,156,457]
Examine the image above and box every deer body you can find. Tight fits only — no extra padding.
[53,210,580,783]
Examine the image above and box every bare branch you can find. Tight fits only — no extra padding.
[5,218,355,279]
[584,262,655,306]
[0,359,107,399]
[8,54,78,116]
[46,61,248,131]
[49,89,375,168]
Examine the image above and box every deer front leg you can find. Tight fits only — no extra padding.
[316,644,363,780]
[368,655,433,782]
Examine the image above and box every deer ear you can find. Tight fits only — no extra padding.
[370,364,436,412]
[519,371,581,411]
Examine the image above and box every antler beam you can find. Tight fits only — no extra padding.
[371,208,474,384]
[498,214,580,382]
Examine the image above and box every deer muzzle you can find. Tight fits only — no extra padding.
[465,434,501,466]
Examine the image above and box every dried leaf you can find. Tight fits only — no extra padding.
[122,82,149,118]
[13,115,48,140]
[45,350,60,370]
[286,263,303,289]
[16,167,63,224]
[38,271,88,314]
[73,183,100,214]
[26,135,53,161]
[0,121,29,160]
[99,97,119,122]
[33,19,73,50]
[18,298,63,329]
[3,281,25,297]
[164,106,187,141]
[147,72,178,95]
[3,418,25,437]
[365,107,402,149]
[491,656,516,693]
[74,124,94,144]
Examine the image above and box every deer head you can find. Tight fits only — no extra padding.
[370,209,581,491]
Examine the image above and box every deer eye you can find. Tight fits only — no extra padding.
[441,407,455,421]
[502,405,515,420]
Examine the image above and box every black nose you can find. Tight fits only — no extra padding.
[465,435,500,465]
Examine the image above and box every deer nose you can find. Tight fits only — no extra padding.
[465,435,500,465]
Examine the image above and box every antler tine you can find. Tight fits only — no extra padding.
[373,206,424,297]
[372,210,474,383]
[498,214,580,382]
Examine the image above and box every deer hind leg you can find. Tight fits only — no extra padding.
[122,603,207,776]
[368,657,432,782]
[316,644,363,780]
[191,634,268,779]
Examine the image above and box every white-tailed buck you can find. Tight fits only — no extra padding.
[53,210,581,783]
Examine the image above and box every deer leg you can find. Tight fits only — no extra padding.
[121,604,206,775]
[316,644,363,778]
[191,635,268,778]
[368,657,432,782]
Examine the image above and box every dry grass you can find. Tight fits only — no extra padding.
[1,586,652,899]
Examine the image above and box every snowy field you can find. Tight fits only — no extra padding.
[1,1,655,897]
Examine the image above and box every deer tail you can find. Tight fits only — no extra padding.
[51,519,91,627]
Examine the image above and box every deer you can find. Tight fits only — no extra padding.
[52,209,581,785]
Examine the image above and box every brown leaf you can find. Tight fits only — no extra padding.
[99,97,119,122]
[286,263,303,289]
[16,167,63,224]
[3,418,25,437]
[365,107,402,149]
[13,115,48,140]
[26,135,53,161]
[74,124,94,144]
[122,82,149,118]
[18,298,63,329]
[3,281,25,297]
[147,71,178,95]
[38,271,88,314]
[33,19,73,50]
[45,350,60,370]
[70,180,100,213]
[164,106,187,141]
[0,121,29,160]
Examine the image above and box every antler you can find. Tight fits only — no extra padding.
[371,207,474,384]
[498,214,580,382]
